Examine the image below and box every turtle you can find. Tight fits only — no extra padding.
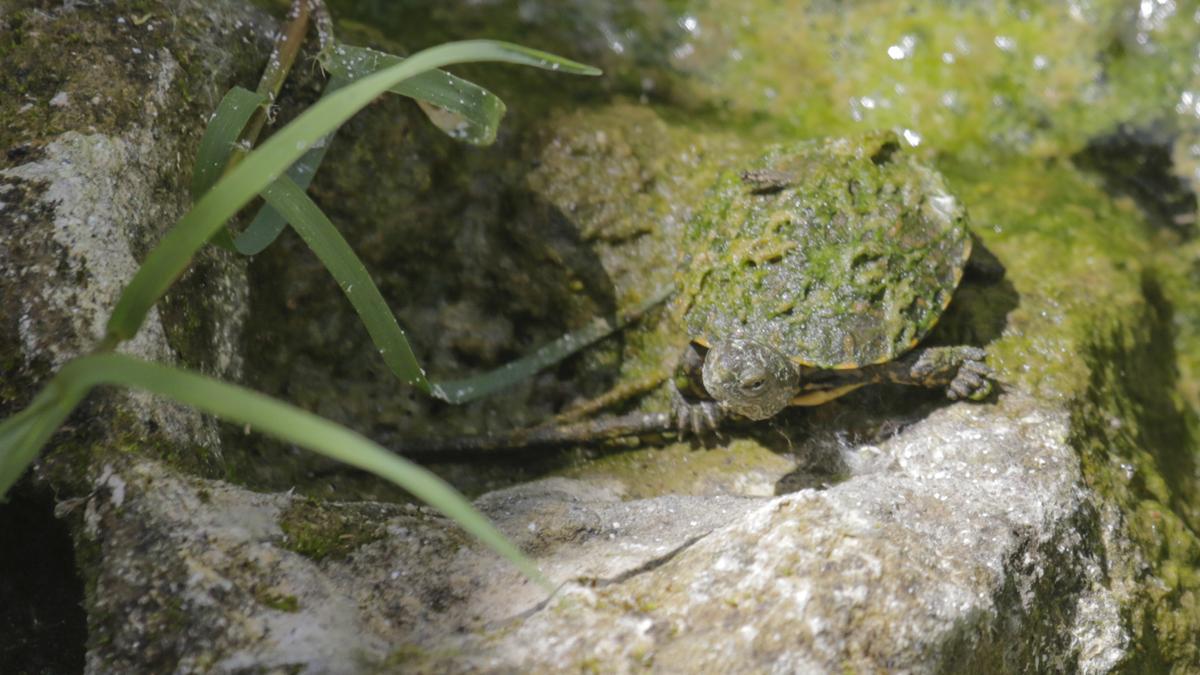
[668,131,993,435]
[394,132,996,455]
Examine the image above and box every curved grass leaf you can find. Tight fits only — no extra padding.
[191,87,267,200]
[263,173,671,402]
[190,82,345,257]
[322,43,507,146]
[0,354,549,589]
[231,143,325,255]
[260,176,428,389]
[234,75,351,256]
[191,86,267,250]
[0,393,82,500]
[184,41,620,398]
[108,40,599,349]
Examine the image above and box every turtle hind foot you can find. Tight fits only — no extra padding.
[908,346,994,401]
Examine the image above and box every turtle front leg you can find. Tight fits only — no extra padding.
[892,346,993,400]
[670,382,725,437]
[836,346,993,401]
[908,346,993,400]
[670,341,725,436]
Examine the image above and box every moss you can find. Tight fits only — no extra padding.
[255,590,300,613]
[936,155,1155,396]
[678,134,970,369]
[917,154,1200,667]
[564,437,793,499]
[378,642,465,673]
[7,0,1200,667]
[0,2,263,170]
[522,3,1200,663]
[277,498,386,562]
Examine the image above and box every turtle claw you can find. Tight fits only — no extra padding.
[910,346,993,401]
[671,386,725,438]
[947,355,993,401]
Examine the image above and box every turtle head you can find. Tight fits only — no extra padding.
[702,337,801,420]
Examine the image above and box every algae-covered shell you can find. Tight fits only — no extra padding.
[677,132,972,369]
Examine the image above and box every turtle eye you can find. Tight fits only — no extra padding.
[741,375,767,393]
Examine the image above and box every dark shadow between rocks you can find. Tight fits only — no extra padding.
[0,481,87,675]
[238,133,624,498]
[1073,123,1197,236]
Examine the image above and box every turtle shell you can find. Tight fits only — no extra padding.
[677,132,972,369]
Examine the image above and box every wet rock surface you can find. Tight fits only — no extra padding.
[2,0,1200,672]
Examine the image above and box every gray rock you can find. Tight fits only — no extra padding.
[67,392,1126,673]
[3,0,1199,672]
[0,0,266,450]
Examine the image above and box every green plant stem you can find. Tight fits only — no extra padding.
[237,0,320,170]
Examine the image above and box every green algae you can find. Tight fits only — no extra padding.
[509,1,1200,665]
[255,589,301,613]
[936,158,1200,666]
[562,438,793,499]
[0,2,265,170]
[665,0,1198,157]
[679,133,971,369]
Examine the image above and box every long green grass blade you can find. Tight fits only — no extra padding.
[191,86,267,250]
[261,176,430,390]
[432,285,675,404]
[0,354,549,588]
[322,43,507,146]
[234,76,351,256]
[0,389,88,499]
[262,174,672,401]
[107,40,599,345]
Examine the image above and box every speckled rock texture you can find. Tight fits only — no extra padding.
[458,398,1122,674]
[3,0,1200,673]
[0,0,266,454]
[71,393,1119,672]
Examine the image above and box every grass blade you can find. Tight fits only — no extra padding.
[0,390,88,499]
[262,175,672,401]
[321,43,507,146]
[0,354,549,588]
[234,76,351,256]
[261,176,430,390]
[191,86,268,250]
[432,285,675,404]
[107,40,599,345]
[191,87,267,200]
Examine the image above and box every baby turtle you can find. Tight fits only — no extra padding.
[670,132,992,434]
